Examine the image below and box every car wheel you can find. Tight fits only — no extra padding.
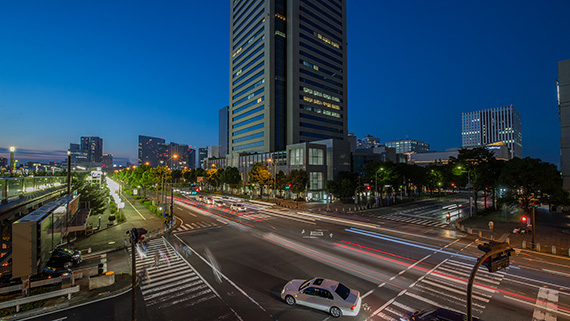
[330,306,342,318]
[285,295,296,306]
[63,262,72,269]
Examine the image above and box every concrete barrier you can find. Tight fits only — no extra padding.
[89,272,116,290]
[467,227,472,234]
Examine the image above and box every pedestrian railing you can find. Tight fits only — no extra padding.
[0,285,79,312]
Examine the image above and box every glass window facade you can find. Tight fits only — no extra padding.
[309,148,323,165]
[290,148,304,165]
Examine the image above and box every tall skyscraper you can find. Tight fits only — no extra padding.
[385,139,430,154]
[559,59,570,191]
[198,147,208,168]
[357,134,381,149]
[219,106,229,158]
[229,0,347,155]
[80,136,103,163]
[165,142,189,170]
[101,153,113,170]
[138,135,166,167]
[461,105,522,159]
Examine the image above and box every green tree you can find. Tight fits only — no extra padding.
[77,179,108,216]
[220,166,242,193]
[150,166,171,203]
[499,157,570,210]
[286,169,308,199]
[248,163,272,198]
[326,171,358,202]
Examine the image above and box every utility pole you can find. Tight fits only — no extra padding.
[128,227,147,321]
[532,205,536,249]
[66,150,71,245]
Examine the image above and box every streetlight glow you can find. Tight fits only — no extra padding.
[9,146,15,152]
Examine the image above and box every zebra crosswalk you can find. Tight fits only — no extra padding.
[370,259,504,320]
[174,220,226,233]
[132,238,221,312]
[382,214,449,228]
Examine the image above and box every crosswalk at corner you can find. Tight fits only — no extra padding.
[174,220,226,233]
[128,237,240,320]
[382,213,449,228]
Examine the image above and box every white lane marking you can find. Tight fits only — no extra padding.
[173,234,266,312]
[122,193,146,220]
[533,287,559,321]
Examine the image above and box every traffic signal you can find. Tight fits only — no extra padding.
[285,184,291,190]
[366,186,371,190]
[195,187,200,192]
[521,216,528,223]
[477,241,515,273]
[128,227,148,244]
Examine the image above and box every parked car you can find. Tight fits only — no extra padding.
[400,308,480,321]
[281,277,361,318]
[31,267,72,281]
[47,248,81,269]
[230,203,246,212]
[0,272,21,286]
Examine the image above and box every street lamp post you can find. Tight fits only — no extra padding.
[9,146,15,177]
[66,150,71,245]
[268,158,275,201]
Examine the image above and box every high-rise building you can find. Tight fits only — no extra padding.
[207,146,220,159]
[219,106,229,158]
[80,136,103,163]
[101,153,113,170]
[138,135,166,167]
[187,148,196,169]
[385,139,430,154]
[198,148,208,168]
[559,59,570,191]
[357,134,381,149]
[228,0,347,155]
[164,142,189,170]
[461,105,522,159]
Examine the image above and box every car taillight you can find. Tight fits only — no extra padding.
[351,303,357,310]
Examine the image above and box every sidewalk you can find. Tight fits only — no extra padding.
[3,183,178,320]
[455,206,570,257]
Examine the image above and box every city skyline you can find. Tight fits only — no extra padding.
[1,1,570,166]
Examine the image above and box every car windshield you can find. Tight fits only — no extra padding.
[299,279,312,291]
[335,283,350,300]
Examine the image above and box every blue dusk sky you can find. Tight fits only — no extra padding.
[1,1,569,166]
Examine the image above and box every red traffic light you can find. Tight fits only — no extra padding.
[195,188,200,192]
[366,186,371,190]
[521,216,527,222]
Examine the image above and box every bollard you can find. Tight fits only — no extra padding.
[536,243,540,251]
[522,240,526,249]
[506,237,510,245]
[467,227,471,234]
[552,245,556,255]
[461,225,465,232]
[88,247,92,254]
[478,231,482,238]
[490,234,494,240]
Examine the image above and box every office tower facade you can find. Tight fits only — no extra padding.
[461,105,522,159]
[198,148,208,168]
[385,139,430,154]
[164,142,190,170]
[559,59,570,191]
[80,136,103,163]
[138,135,166,167]
[357,134,381,149]
[219,106,229,158]
[187,148,197,169]
[101,153,113,170]
[229,0,347,155]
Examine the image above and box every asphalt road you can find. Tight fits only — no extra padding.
[26,194,570,321]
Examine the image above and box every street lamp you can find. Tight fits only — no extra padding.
[268,158,275,200]
[9,146,15,177]
[457,166,473,216]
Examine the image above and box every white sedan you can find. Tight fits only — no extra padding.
[281,277,361,318]
[230,203,246,212]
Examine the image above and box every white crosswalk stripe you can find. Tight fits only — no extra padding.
[371,259,502,320]
[130,238,218,310]
[382,214,449,228]
[174,221,226,233]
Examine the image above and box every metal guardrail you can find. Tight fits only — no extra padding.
[0,285,79,312]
